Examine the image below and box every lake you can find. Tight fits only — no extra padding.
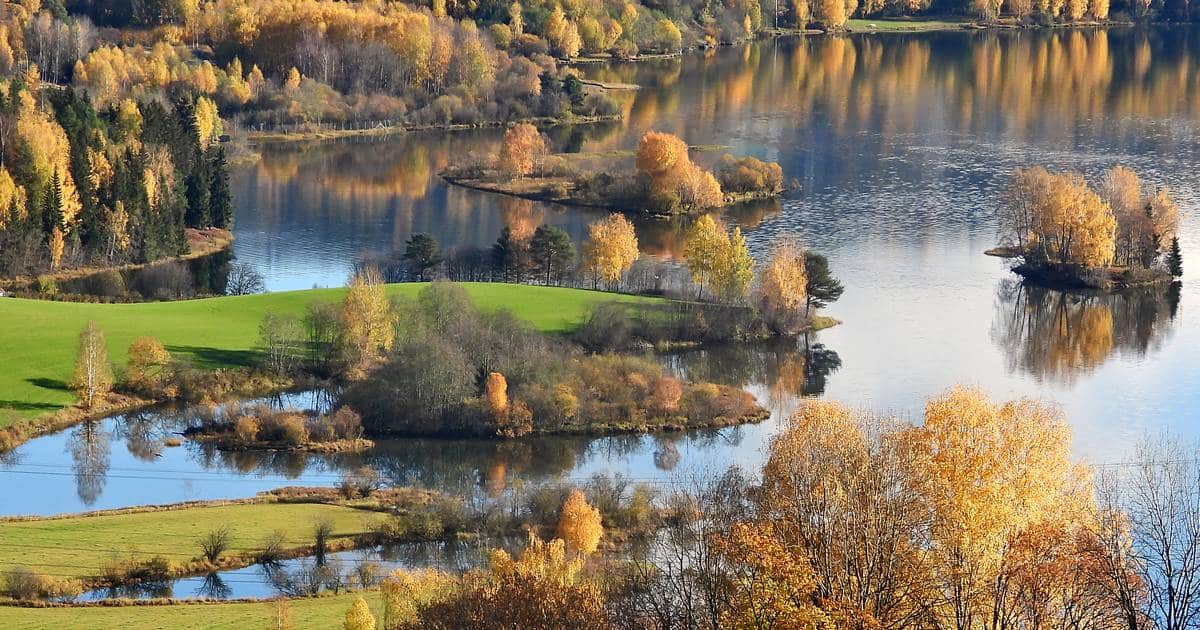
[4,26,1200,516]
[229,27,1200,462]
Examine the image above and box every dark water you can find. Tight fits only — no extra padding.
[4,28,1200,517]
[71,541,490,601]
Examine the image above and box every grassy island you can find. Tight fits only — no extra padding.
[443,126,785,216]
[994,165,1183,291]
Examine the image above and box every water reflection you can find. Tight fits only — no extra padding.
[1,342,835,516]
[664,337,842,414]
[74,542,490,602]
[991,280,1180,384]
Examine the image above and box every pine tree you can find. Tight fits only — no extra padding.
[209,146,233,229]
[804,251,844,318]
[1166,236,1183,277]
[185,157,212,228]
[529,224,575,285]
[403,232,442,281]
[491,226,528,282]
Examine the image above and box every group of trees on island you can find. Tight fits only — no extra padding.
[999,165,1182,285]
[461,126,785,215]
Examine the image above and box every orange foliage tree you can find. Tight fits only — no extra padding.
[556,489,604,556]
[497,123,547,179]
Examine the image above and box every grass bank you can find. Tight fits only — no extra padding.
[0,501,389,581]
[0,283,662,427]
[0,590,383,629]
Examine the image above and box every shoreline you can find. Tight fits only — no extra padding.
[986,247,1176,292]
[441,172,784,216]
[2,228,232,292]
[243,113,622,146]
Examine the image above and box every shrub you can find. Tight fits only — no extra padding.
[4,566,43,600]
[715,154,784,193]
[233,415,260,443]
[329,407,364,439]
[198,527,232,563]
[306,415,336,442]
[340,466,382,498]
[259,412,308,446]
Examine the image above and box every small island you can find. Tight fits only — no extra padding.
[442,125,786,216]
[990,165,1183,291]
[183,405,375,453]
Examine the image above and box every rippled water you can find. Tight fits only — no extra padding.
[4,27,1200,517]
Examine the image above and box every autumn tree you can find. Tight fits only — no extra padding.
[125,336,172,393]
[636,131,724,212]
[546,5,583,58]
[756,237,808,333]
[497,123,546,179]
[341,268,396,378]
[529,224,575,285]
[71,322,113,408]
[755,399,929,627]
[486,371,508,417]
[683,215,727,299]
[714,522,828,628]
[916,387,1099,628]
[557,489,604,556]
[1002,166,1117,267]
[343,595,376,630]
[580,213,639,289]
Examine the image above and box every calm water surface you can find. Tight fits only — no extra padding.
[72,541,490,601]
[4,27,1200,516]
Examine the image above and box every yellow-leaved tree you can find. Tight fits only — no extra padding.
[683,214,728,298]
[343,595,376,630]
[341,268,396,378]
[556,489,603,556]
[71,322,113,408]
[580,213,639,289]
[497,123,546,179]
[194,96,223,148]
[756,237,808,333]
[126,336,172,393]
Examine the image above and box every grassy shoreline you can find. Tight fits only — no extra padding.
[0,500,390,588]
[0,284,663,431]
[0,590,384,629]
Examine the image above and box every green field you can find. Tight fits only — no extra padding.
[0,283,660,425]
[0,502,388,579]
[0,590,383,629]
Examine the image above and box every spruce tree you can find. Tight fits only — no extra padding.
[208,146,233,229]
[185,161,212,228]
[1166,236,1183,277]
